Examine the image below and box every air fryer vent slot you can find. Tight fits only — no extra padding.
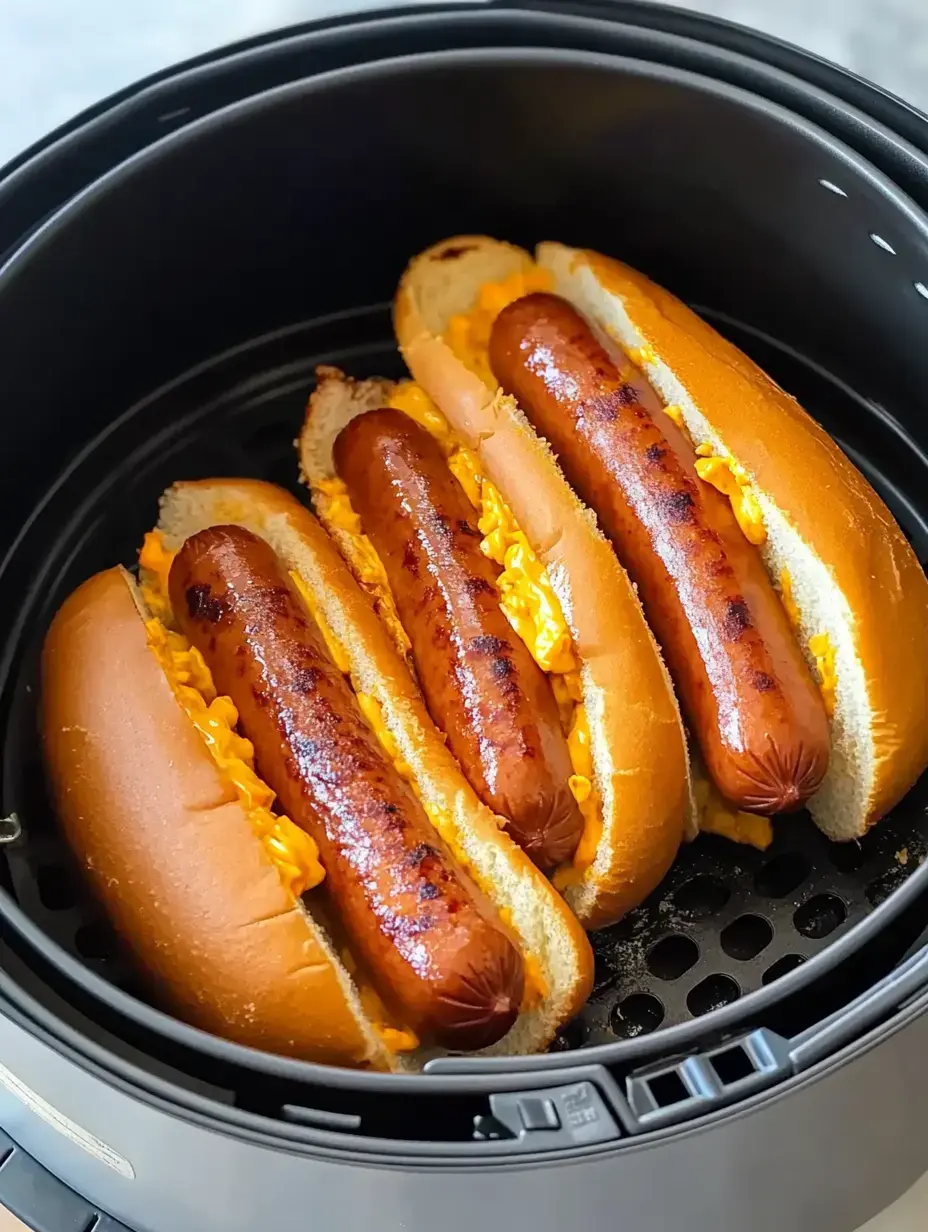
[2,305,928,1060]
[647,1070,689,1108]
[709,1045,754,1086]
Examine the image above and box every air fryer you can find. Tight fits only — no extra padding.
[2,5,928,1232]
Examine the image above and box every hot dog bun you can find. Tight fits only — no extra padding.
[390,239,694,928]
[537,241,928,839]
[42,566,392,1070]
[150,479,594,1059]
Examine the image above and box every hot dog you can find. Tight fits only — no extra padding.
[42,478,594,1069]
[395,235,928,844]
[332,408,583,870]
[488,291,830,815]
[300,366,692,929]
[169,523,524,1048]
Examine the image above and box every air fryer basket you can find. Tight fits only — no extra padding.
[3,301,928,1054]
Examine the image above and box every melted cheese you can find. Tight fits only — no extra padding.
[313,476,412,659]
[778,569,802,630]
[445,268,554,386]
[338,947,420,1054]
[809,632,837,717]
[662,403,693,446]
[288,570,351,674]
[694,446,766,545]
[552,700,602,887]
[695,776,773,850]
[627,342,657,368]
[138,531,177,622]
[477,480,578,676]
[779,571,837,717]
[354,692,413,781]
[144,615,325,896]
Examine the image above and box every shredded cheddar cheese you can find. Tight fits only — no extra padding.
[139,531,177,622]
[695,776,773,850]
[779,571,837,716]
[358,985,420,1054]
[339,947,420,1054]
[445,268,554,386]
[627,342,657,369]
[662,403,693,446]
[553,702,602,885]
[778,569,802,630]
[694,446,766,545]
[313,475,412,659]
[477,478,578,676]
[144,615,325,896]
[809,632,837,717]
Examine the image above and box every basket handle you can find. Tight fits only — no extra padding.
[0,1127,130,1232]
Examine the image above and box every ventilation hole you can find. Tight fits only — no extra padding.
[611,993,665,1039]
[647,934,699,980]
[648,1070,689,1108]
[762,954,806,985]
[870,233,896,254]
[672,874,730,920]
[710,1045,755,1086]
[754,851,812,898]
[36,864,78,911]
[74,923,112,961]
[794,893,847,939]
[0,1146,13,1171]
[686,973,740,1017]
[866,867,908,908]
[827,841,867,874]
[916,282,928,301]
[720,913,773,961]
[549,1019,586,1051]
[819,179,847,197]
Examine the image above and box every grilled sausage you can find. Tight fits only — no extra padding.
[334,408,583,870]
[489,292,831,814]
[169,524,524,1049]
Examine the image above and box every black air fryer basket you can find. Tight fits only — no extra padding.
[3,5,928,1232]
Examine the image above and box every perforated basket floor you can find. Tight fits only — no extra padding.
[2,304,928,1053]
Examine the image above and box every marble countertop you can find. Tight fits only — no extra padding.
[1,1,927,1229]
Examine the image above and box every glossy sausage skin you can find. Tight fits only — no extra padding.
[489,293,830,814]
[334,408,583,871]
[169,525,524,1049]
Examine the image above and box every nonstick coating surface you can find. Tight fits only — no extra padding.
[2,302,928,1053]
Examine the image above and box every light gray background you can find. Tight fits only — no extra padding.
[1,0,928,167]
